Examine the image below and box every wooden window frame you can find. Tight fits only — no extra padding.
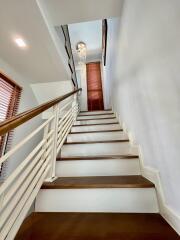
[0,71,22,176]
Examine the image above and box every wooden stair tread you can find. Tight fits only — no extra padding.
[79,112,114,116]
[80,109,112,113]
[73,122,119,126]
[77,117,116,121]
[41,175,154,189]
[64,140,129,145]
[15,212,179,240]
[57,155,139,161]
[70,129,123,134]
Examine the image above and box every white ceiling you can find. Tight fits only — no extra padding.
[0,0,123,84]
[69,20,102,64]
[38,0,123,25]
[0,0,69,83]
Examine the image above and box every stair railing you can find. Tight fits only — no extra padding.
[0,88,82,240]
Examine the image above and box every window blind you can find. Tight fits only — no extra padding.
[0,73,22,176]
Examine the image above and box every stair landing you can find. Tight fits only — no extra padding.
[15,212,179,240]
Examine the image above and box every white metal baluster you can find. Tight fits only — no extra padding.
[45,103,59,182]
[41,122,51,182]
[72,95,76,122]
[57,104,66,155]
[0,192,5,216]
[74,93,79,119]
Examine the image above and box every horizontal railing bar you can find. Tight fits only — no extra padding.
[0,130,53,196]
[59,99,73,113]
[58,107,72,128]
[0,153,51,229]
[58,118,72,142]
[58,115,73,141]
[4,166,50,240]
[0,88,81,136]
[57,115,74,152]
[0,115,54,165]
[57,103,77,134]
[0,88,80,239]
[0,163,50,239]
[60,104,75,126]
[1,140,53,211]
[58,104,76,137]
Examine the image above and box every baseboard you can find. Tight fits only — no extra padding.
[162,203,180,235]
[111,113,180,235]
[139,147,180,235]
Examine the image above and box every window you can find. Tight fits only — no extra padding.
[0,72,22,175]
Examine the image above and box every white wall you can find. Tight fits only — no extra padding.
[108,0,180,216]
[31,81,74,104]
[31,80,75,119]
[0,58,42,178]
[101,18,122,110]
[76,64,88,111]
[101,63,111,110]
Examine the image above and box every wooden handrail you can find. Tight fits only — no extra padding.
[0,88,82,136]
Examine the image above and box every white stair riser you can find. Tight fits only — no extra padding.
[67,132,128,142]
[77,114,115,120]
[79,111,113,116]
[56,159,140,177]
[71,124,121,132]
[61,142,138,157]
[75,118,118,125]
[35,188,158,213]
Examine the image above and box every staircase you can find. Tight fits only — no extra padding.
[15,110,179,239]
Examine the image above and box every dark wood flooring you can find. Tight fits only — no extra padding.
[15,212,180,240]
[41,175,154,189]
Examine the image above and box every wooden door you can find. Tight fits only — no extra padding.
[86,62,104,111]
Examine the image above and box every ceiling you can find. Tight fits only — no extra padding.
[0,0,123,83]
[38,0,123,25]
[0,0,69,83]
[69,20,102,64]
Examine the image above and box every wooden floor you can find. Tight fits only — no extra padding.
[41,175,154,189]
[15,212,180,240]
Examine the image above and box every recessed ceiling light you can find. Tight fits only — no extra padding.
[14,38,27,48]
